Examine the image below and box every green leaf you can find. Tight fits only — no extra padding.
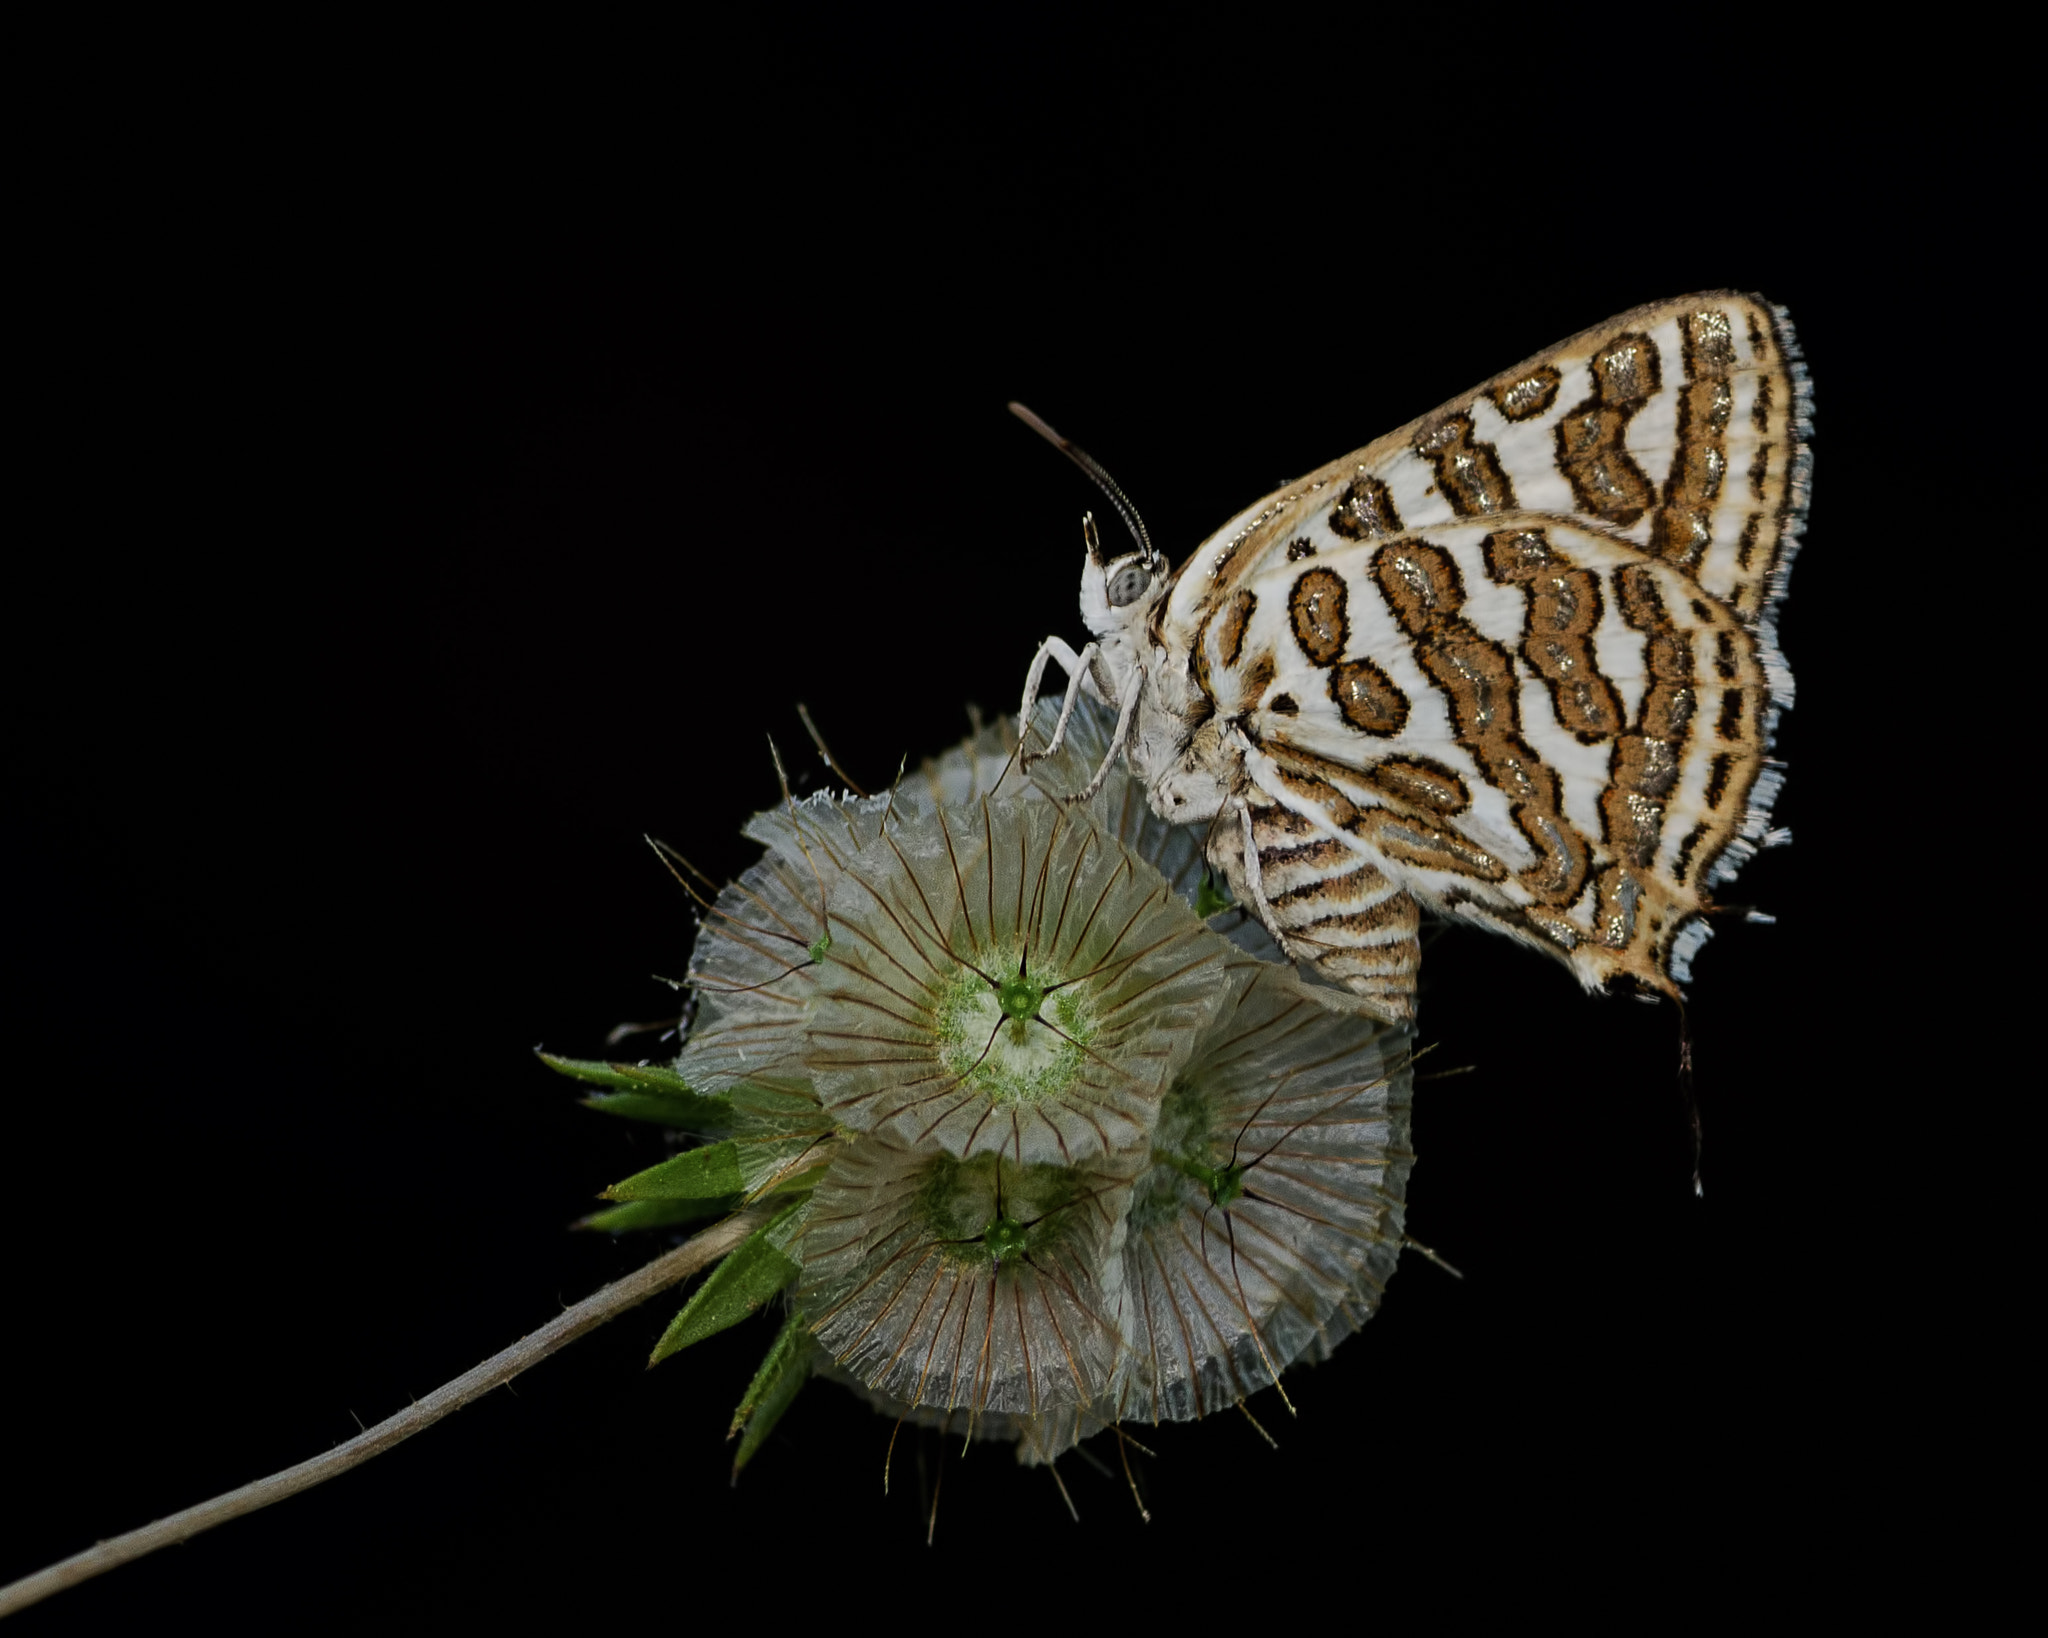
[537,1051,690,1091]
[730,1310,811,1479]
[603,1141,744,1202]
[540,1052,734,1129]
[574,1196,737,1235]
[649,1198,804,1364]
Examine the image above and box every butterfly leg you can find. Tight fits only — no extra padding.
[1064,669,1144,806]
[1235,799,1284,938]
[1017,636,1099,766]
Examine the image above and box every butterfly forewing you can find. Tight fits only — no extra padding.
[1166,293,1808,635]
[1160,293,1808,1012]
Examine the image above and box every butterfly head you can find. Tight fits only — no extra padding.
[1078,511,1169,637]
[1006,404,1168,640]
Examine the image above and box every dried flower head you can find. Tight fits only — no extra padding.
[800,964,1412,1461]
[675,793,892,1096]
[800,1131,1139,1422]
[563,701,1421,1488]
[1112,959,1413,1424]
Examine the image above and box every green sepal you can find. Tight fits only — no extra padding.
[575,1196,737,1235]
[539,1052,735,1131]
[537,1051,693,1092]
[730,1309,811,1479]
[649,1197,805,1365]
[603,1141,744,1202]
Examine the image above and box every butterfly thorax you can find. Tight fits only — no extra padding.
[1138,684,1241,825]
[1080,568,1243,825]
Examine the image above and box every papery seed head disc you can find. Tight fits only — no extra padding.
[893,714,1037,817]
[676,791,893,1095]
[1114,961,1415,1423]
[804,798,1233,1163]
[811,1350,1119,1466]
[922,696,1286,964]
[799,1129,1139,1418]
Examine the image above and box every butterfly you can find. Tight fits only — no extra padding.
[1015,292,1809,1023]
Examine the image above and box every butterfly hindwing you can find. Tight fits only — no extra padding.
[1161,293,1807,1009]
[1217,519,1779,1003]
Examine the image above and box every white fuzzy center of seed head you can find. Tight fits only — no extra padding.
[936,966,1089,1105]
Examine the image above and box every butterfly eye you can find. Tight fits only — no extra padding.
[1107,563,1151,607]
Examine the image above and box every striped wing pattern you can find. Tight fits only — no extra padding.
[1163,293,1809,1015]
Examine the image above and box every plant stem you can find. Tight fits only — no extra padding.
[0,1206,771,1619]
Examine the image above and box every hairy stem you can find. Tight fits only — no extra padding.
[0,1206,772,1619]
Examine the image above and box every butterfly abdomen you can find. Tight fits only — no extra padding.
[1226,796,1422,1022]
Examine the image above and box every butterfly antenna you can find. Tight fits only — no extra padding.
[1008,402,1157,570]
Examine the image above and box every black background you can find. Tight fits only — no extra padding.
[7,21,1961,1629]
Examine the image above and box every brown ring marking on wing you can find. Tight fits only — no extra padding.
[1483,527,1623,745]
[1371,540,1591,908]
[1413,412,1517,518]
[1327,472,1404,540]
[1288,567,1349,666]
[1647,309,1739,571]
[1328,657,1409,737]
[1552,331,1660,529]
[1490,365,1562,423]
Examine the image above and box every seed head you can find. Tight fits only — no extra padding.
[1112,960,1415,1424]
[804,797,1231,1164]
[677,792,893,1095]
[800,1129,1140,1419]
